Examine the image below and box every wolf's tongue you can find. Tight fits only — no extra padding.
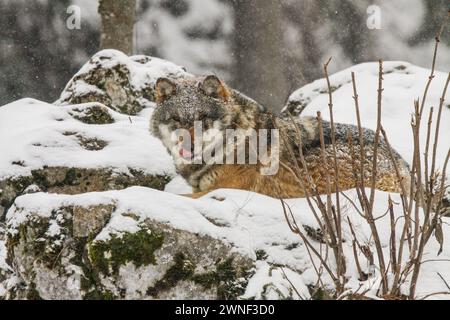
[179,148,192,159]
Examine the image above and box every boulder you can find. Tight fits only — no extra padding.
[0,97,176,221]
[0,51,192,219]
[2,188,312,300]
[56,50,190,115]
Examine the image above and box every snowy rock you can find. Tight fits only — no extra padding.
[3,188,258,300]
[1,51,192,218]
[284,61,450,214]
[283,61,450,177]
[3,186,450,300]
[56,50,190,115]
[0,98,175,220]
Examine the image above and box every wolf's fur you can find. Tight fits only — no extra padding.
[150,75,411,198]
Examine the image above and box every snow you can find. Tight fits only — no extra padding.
[0,98,175,180]
[5,186,450,299]
[164,175,193,194]
[286,61,450,178]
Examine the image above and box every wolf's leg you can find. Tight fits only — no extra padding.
[181,191,210,199]
[180,166,259,199]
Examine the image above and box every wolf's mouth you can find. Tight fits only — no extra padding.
[179,147,193,160]
[177,127,196,160]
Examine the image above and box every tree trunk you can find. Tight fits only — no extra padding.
[98,0,136,55]
[232,0,287,113]
[324,0,376,63]
[283,0,323,88]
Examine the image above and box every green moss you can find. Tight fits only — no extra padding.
[6,207,74,272]
[26,284,42,300]
[31,170,50,189]
[0,175,33,217]
[191,257,249,300]
[308,284,334,300]
[284,243,299,250]
[77,136,108,151]
[74,64,143,116]
[88,227,164,276]
[68,233,113,299]
[255,249,268,260]
[261,283,294,300]
[64,168,77,185]
[83,288,116,300]
[127,169,172,191]
[303,225,325,243]
[146,253,251,300]
[9,175,33,193]
[147,252,194,297]
[71,105,115,125]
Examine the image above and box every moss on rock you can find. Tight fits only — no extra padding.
[5,205,255,300]
[76,136,108,151]
[67,103,115,124]
[88,227,164,276]
[146,252,195,296]
[0,167,171,221]
[59,63,144,115]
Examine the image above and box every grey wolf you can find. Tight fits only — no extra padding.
[150,75,410,199]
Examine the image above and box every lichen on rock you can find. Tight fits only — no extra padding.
[65,103,115,125]
[0,167,171,221]
[3,193,256,300]
[57,50,190,115]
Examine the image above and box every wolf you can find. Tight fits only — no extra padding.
[150,75,411,199]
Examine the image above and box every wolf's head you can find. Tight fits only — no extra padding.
[151,75,233,136]
[150,75,265,175]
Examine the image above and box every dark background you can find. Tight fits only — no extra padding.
[0,0,449,111]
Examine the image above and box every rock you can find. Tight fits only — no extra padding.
[1,187,319,300]
[66,103,115,125]
[0,167,171,221]
[0,51,189,219]
[4,189,256,300]
[0,98,176,221]
[282,61,450,214]
[56,50,190,115]
[282,61,449,119]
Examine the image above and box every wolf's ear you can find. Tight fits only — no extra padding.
[155,78,176,103]
[200,75,230,101]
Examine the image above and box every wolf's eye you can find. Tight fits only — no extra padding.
[196,113,206,121]
[171,114,180,122]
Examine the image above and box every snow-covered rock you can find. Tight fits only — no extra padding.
[0,98,175,220]
[3,187,449,300]
[3,187,313,300]
[0,50,191,220]
[57,50,190,115]
[284,61,450,177]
